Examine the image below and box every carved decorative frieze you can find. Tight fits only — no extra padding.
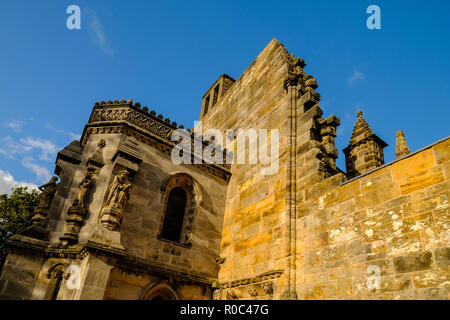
[88,106,174,141]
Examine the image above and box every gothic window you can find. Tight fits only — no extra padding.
[203,95,210,116]
[45,264,66,300]
[211,84,220,108]
[159,173,201,247]
[160,187,187,242]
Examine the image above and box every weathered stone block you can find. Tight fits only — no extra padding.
[432,139,450,164]
[391,149,435,181]
[434,247,450,269]
[398,167,445,195]
[393,251,433,273]
[380,274,412,292]
[420,225,449,250]
[387,231,422,256]
[412,269,448,288]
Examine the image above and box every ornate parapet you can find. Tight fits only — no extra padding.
[81,99,231,182]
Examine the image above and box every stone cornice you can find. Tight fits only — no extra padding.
[5,238,214,286]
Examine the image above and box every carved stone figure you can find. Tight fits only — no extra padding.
[37,176,58,209]
[72,172,94,208]
[25,176,58,235]
[100,169,133,231]
[104,170,132,209]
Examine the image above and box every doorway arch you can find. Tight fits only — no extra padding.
[140,281,183,300]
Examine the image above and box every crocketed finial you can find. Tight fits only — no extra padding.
[395,130,410,159]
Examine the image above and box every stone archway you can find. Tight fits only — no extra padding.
[141,281,183,300]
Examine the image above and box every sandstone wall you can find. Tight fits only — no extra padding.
[201,39,293,298]
[296,138,449,299]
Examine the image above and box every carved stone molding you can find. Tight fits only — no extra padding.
[215,270,283,290]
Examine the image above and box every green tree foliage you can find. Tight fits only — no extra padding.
[0,187,39,268]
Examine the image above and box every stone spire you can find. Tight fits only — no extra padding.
[343,110,388,178]
[395,130,410,159]
[349,110,374,144]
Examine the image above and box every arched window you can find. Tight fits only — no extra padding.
[160,187,187,243]
[45,264,66,300]
[159,173,202,246]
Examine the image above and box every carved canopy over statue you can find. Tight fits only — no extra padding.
[37,176,59,209]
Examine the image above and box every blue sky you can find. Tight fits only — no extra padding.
[0,0,449,193]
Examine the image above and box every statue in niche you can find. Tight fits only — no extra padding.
[104,169,132,210]
[26,176,59,232]
[100,169,133,231]
[37,176,59,209]
[72,172,94,208]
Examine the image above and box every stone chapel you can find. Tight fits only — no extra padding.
[0,39,448,300]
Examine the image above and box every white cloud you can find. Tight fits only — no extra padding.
[21,157,51,183]
[348,71,365,85]
[45,123,81,141]
[0,136,26,158]
[86,8,113,55]
[6,120,26,132]
[19,137,59,161]
[0,136,58,183]
[0,136,59,161]
[0,169,38,195]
